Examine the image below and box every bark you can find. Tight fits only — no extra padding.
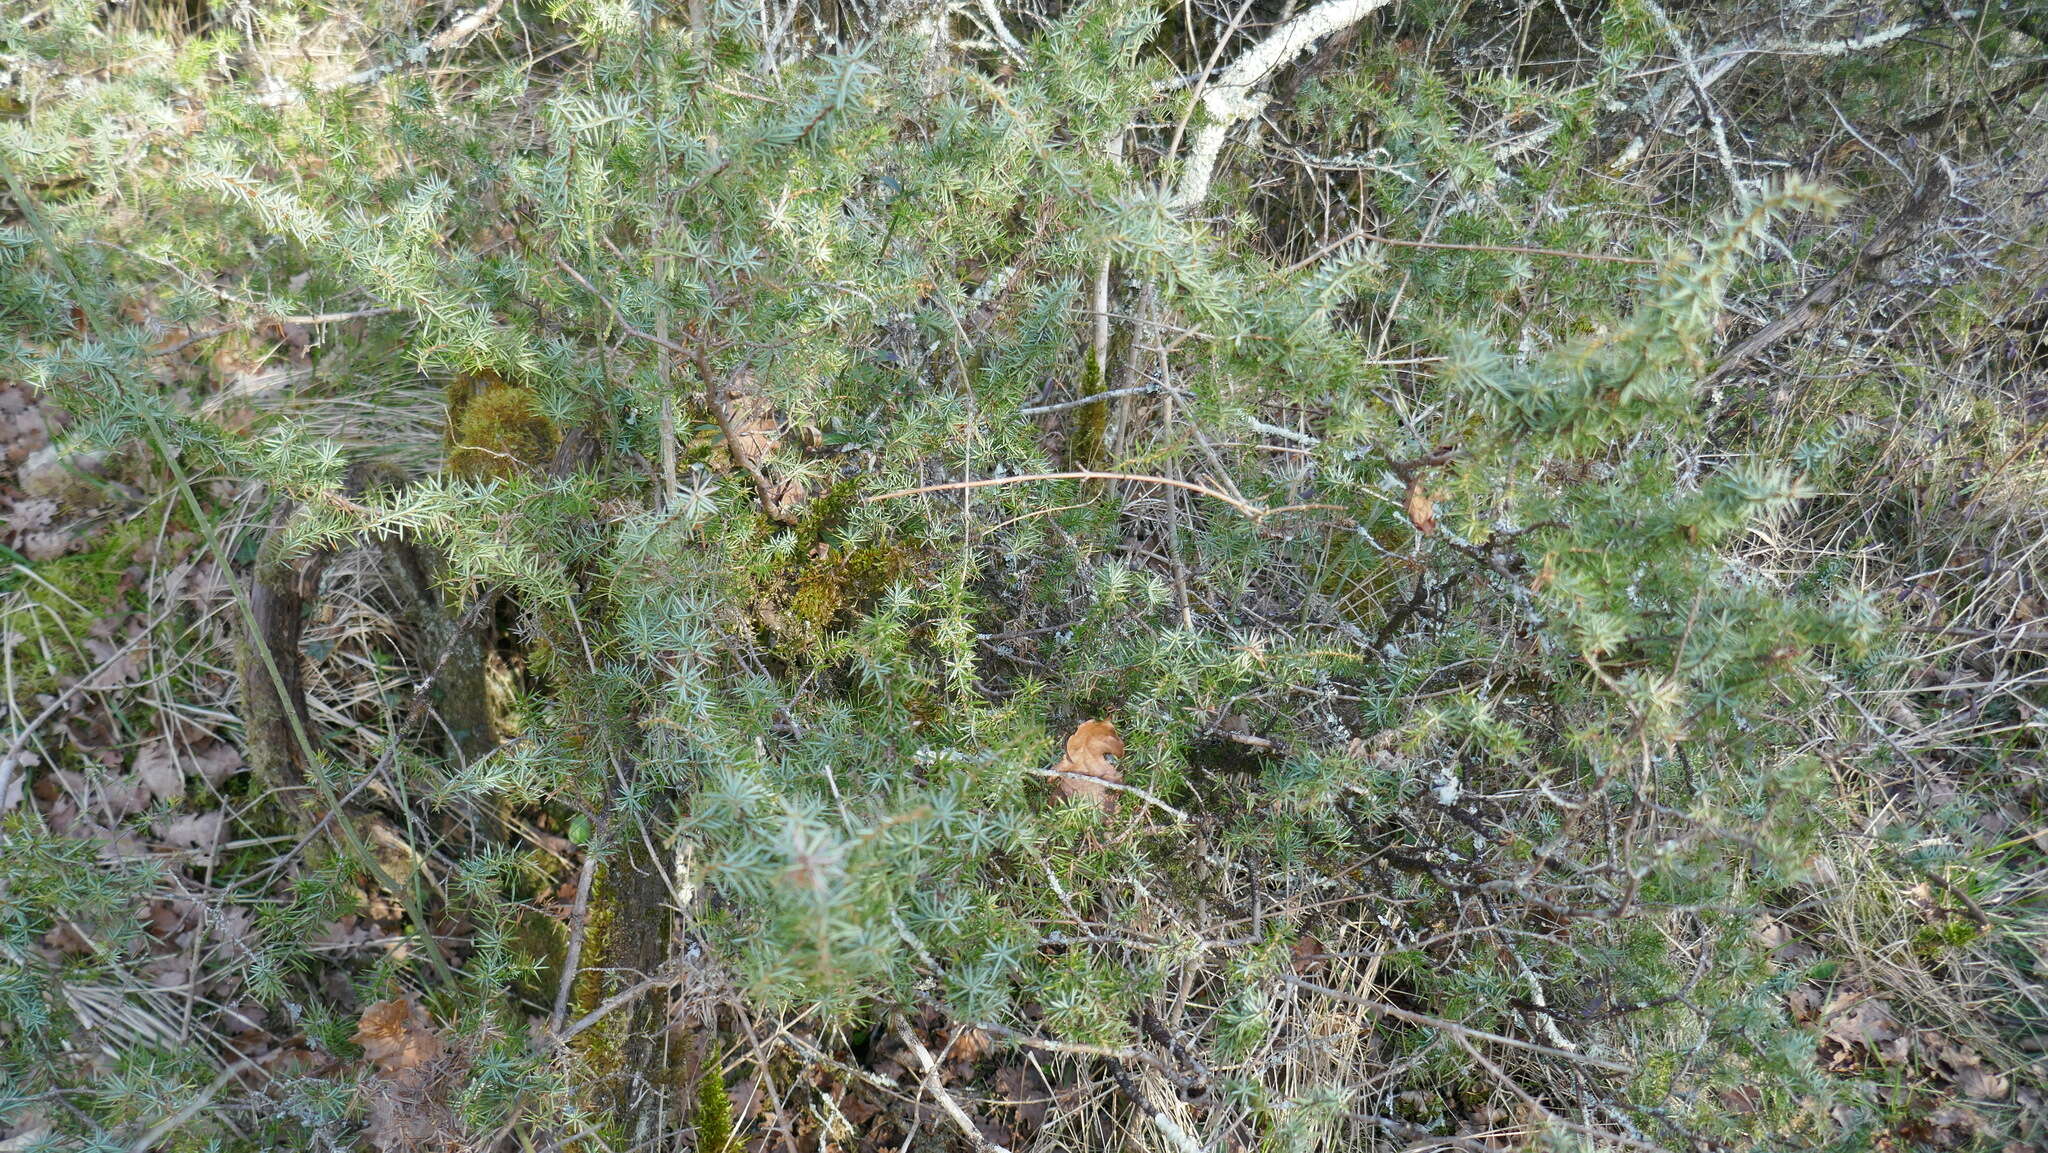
[235,499,332,796]
[570,823,680,1142]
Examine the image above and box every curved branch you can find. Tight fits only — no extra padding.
[1173,0,1397,210]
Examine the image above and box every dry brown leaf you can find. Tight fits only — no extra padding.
[720,383,805,522]
[6,497,56,532]
[1052,719,1124,813]
[80,636,142,690]
[1819,991,1911,1066]
[726,391,781,472]
[41,920,93,957]
[130,740,185,807]
[943,1024,992,1079]
[1822,994,1900,1048]
[1404,478,1437,535]
[1290,934,1327,975]
[19,530,78,562]
[190,742,246,786]
[0,751,31,813]
[155,811,226,866]
[1919,1030,2010,1100]
[353,997,445,1075]
[353,999,460,1152]
[1785,984,1823,1024]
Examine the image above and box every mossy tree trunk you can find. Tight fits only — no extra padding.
[568,810,682,1145]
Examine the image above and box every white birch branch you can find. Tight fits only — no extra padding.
[256,0,508,108]
[1171,0,1396,211]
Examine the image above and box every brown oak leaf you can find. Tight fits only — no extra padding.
[1052,720,1124,813]
[352,997,445,1075]
[130,740,186,807]
[720,376,804,523]
[190,741,246,786]
[1404,477,1437,535]
[155,811,226,867]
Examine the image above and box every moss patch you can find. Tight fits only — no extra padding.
[446,371,557,480]
[2,515,153,700]
[744,481,920,657]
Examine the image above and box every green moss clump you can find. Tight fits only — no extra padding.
[692,1058,736,1153]
[757,542,911,656]
[446,371,557,479]
[1911,918,1983,959]
[1065,353,1111,470]
[3,516,153,700]
[747,479,919,656]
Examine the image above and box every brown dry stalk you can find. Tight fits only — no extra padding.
[1279,974,1634,1073]
[891,1014,1013,1153]
[1281,227,1658,274]
[863,470,1344,522]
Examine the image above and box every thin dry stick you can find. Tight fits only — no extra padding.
[1019,384,1161,416]
[1282,227,1658,273]
[865,470,1342,522]
[126,1059,264,1153]
[548,849,601,1035]
[1040,767,1192,824]
[549,964,688,1046]
[1106,1065,1206,1153]
[1451,1032,1670,1153]
[891,1014,1013,1153]
[654,255,680,510]
[255,0,509,107]
[969,1020,1192,1084]
[1702,165,1947,389]
[1279,975,1633,1073]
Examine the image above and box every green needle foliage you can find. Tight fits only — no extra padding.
[2,0,2037,1150]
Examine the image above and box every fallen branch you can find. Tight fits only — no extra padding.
[1039,766,1192,824]
[1703,165,1948,390]
[1281,227,1656,273]
[1173,0,1398,209]
[1280,974,1634,1073]
[969,1020,1195,1086]
[1106,1065,1205,1153]
[891,1014,1012,1153]
[1019,384,1160,416]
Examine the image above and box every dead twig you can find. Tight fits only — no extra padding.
[1704,165,1949,390]
[1282,227,1656,273]
[864,470,1344,523]
[1279,974,1634,1073]
[891,1013,1013,1153]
